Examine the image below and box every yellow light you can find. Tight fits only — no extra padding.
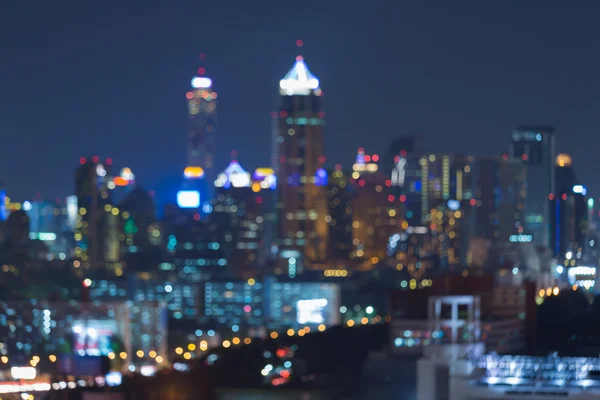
[1,356,8,364]
[318,324,326,332]
[30,360,37,367]
[183,352,192,360]
[244,337,252,345]
[175,347,183,355]
[155,356,163,364]
[545,287,552,297]
[32,356,40,363]
[553,287,559,296]
[304,326,311,333]
[573,284,578,291]
[107,352,115,360]
[136,350,144,358]
[232,337,241,345]
[187,343,196,351]
[347,320,355,327]
[48,354,56,363]
[251,182,261,193]
[111,208,119,216]
[270,331,279,339]
[247,278,256,286]
[287,329,295,336]
[389,209,396,217]
[119,352,127,359]
[361,317,368,325]
[297,329,305,337]
[184,166,205,179]
[222,340,231,348]
[539,289,545,297]
[149,350,157,358]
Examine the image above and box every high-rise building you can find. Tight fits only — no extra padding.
[473,156,527,241]
[326,167,354,262]
[509,125,555,247]
[74,156,117,268]
[273,55,328,277]
[185,72,217,204]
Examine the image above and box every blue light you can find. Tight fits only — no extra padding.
[414,180,422,192]
[447,199,460,210]
[315,168,328,186]
[177,190,200,208]
[573,185,587,195]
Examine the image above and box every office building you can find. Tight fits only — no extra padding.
[273,55,328,277]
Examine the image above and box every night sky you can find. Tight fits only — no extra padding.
[2,1,600,202]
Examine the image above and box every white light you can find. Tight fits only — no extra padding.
[177,190,200,208]
[191,77,212,88]
[105,372,122,387]
[573,185,587,195]
[297,299,328,324]
[96,164,106,177]
[230,173,251,188]
[140,365,156,377]
[566,251,573,260]
[512,267,519,275]
[165,284,172,293]
[22,201,32,211]
[447,199,460,211]
[11,367,36,380]
[509,234,532,243]
[556,265,564,274]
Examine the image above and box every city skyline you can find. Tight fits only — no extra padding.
[2,1,600,202]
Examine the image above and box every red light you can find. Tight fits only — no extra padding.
[280,370,290,379]
[79,157,86,164]
[92,156,100,163]
[105,157,112,165]
[197,67,206,75]
[358,147,364,153]
[270,111,277,118]
[385,179,392,187]
[256,196,263,204]
[470,199,477,206]
[193,213,201,221]
[186,91,194,99]
[318,156,326,164]
[335,164,342,171]
[296,39,303,47]
[562,193,567,201]
[399,195,406,202]
[521,154,528,161]
[394,156,400,163]
[296,55,303,61]
[372,154,379,162]
[244,305,252,313]
[318,111,326,118]
[549,193,555,200]
[502,153,509,160]
[400,150,407,157]
[279,156,286,164]
[388,195,394,202]
[364,155,371,162]
[199,53,206,60]
[358,179,366,187]
[279,111,287,118]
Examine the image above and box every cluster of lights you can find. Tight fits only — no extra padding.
[323,269,348,277]
[536,286,560,304]
[477,354,600,381]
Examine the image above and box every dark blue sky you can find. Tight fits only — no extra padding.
[2,1,600,201]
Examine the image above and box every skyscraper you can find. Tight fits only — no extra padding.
[509,125,555,247]
[74,156,116,268]
[273,54,328,277]
[185,69,217,204]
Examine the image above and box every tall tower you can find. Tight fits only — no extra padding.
[185,54,217,204]
[273,45,328,277]
[510,125,555,248]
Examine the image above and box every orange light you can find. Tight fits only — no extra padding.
[113,177,129,187]
[184,166,205,179]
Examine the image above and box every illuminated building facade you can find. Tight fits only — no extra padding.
[185,74,217,202]
[273,55,328,276]
[351,148,400,266]
[212,160,276,278]
[24,198,76,258]
[0,300,167,367]
[74,157,119,269]
[510,125,555,247]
